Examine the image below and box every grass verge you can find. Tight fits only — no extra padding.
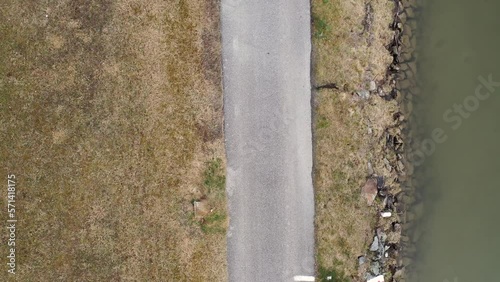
[0,0,226,280]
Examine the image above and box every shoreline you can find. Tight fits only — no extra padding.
[311,0,421,280]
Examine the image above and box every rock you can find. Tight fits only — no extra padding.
[401,34,411,48]
[379,187,388,197]
[401,100,413,115]
[369,81,377,91]
[404,23,413,38]
[377,229,387,242]
[397,160,405,171]
[407,19,417,30]
[376,176,385,189]
[193,199,211,218]
[405,69,414,80]
[371,261,381,275]
[406,7,415,18]
[358,256,367,265]
[401,51,413,62]
[393,268,405,279]
[392,222,402,232]
[399,12,407,24]
[370,236,380,252]
[361,178,378,206]
[385,195,395,210]
[357,89,370,99]
[383,158,392,171]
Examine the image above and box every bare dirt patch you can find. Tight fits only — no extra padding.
[0,0,226,281]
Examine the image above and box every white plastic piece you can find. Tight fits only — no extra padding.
[381,211,392,218]
[367,275,385,282]
[293,275,315,281]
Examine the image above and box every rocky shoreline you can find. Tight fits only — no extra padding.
[357,0,422,281]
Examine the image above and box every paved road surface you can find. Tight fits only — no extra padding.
[221,0,315,281]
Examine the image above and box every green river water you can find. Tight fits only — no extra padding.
[412,0,500,281]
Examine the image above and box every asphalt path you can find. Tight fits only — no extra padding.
[221,0,315,281]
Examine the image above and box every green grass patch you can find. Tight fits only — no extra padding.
[200,212,226,234]
[313,16,331,39]
[204,157,226,194]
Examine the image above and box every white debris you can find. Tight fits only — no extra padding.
[293,276,315,282]
[367,275,385,282]
[381,211,392,218]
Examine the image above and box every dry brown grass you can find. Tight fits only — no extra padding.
[0,0,226,281]
[313,0,394,91]
[312,0,399,280]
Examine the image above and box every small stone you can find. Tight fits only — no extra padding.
[406,7,415,18]
[402,34,411,47]
[376,176,385,189]
[405,69,414,80]
[377,229,387,242]
[357,89,370,99]
[401,51,413,62]
[394,268,405,279]
[193,199,211,218]
[370,236,380,251]
[404,23,413,38]
[399,12,407,23]
[358,256,366,265]
[369,81,377,91]
[397,160,405,171]
[402,100,413,115]
[371,261,381,275]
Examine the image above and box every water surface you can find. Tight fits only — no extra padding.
[414,1,500,281]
